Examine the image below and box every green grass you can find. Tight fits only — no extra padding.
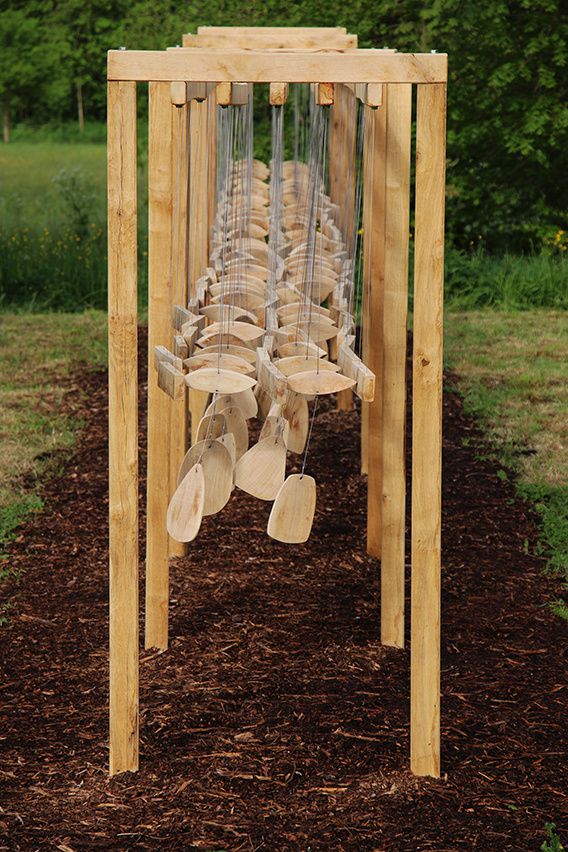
[0,311,107,568]
[445,310,568,617]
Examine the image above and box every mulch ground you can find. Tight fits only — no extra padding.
[0,327,566,851]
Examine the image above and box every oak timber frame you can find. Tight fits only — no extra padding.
[107,30,447,779]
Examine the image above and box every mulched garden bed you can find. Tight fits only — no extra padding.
[0,328,566,851]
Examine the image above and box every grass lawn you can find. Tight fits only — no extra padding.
[0,311,107,555]
[444,309,568,614]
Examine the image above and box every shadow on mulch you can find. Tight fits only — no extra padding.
[0,328,566,851]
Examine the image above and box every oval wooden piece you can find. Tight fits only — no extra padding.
[203,321,265,344]
[217,432,237,468]
[185,352,256,376]
[167,463,205,543]
[234,436,287,501]
[195,413,227,444]
[186,368,256,395]
[218,405,249,459]
[197,343,257,364]
[197,333,255,352]
[200,304,258,325]
[204,389,258,420]
[176,440,233,515]
[287,371,356,396]
[267,474,316,544]
[277,340,327,359]
[282,392,309,454]
[275,356,340,377]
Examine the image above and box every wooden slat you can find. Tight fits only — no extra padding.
[188,98,211,443]
[108,80,139,776]
[108,50,448,84]
[381,84,412,649]
[410,83,446,779]
[145,82,173,651]
[366,102,387,559]
[336,84,356,412]
[169,103,189,559]
[360,108,371,476]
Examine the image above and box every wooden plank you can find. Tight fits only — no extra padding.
[381,83,412,649]
[366,102,387,559]
[336,84,356,412]
[145,82,173,651]
[108,79,138,776]
[360,108,372,475]
[169,103,190,558]
[108,50,448,84]
[188,98,211,443]
[410,83,446,779]
[188,27,357,49]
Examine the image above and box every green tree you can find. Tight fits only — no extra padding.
[0,10,46,141]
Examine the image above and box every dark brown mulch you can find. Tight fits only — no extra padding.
[0,327,566,852]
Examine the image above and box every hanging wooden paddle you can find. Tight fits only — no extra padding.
[176,440,233,515]
[218,405,249,459]
[234,436,287,501]
[186,367,256,395]
[267,474,316,544]
[166,463,205,543]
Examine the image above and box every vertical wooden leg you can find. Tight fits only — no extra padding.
[337,85,355,412]
[366,101,387,559]
[381,84,412,648]
[360,107,373,476]
[169,104,189,559]
[188,99,210,442]
[145,82,173,651]
[108,80,139,775]
[410,83,446,778]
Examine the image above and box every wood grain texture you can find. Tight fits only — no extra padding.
[145,82,172,651]
[268,474,317,543]
[366,102,387,559]
[169,103,189,559]
[410,83,446,779]
[108,50,448,84]
[381,83,412,648]
[108,80,139,776]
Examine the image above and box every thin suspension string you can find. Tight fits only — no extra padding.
[300,394,319,478]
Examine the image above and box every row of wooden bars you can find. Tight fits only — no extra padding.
[108,27,446,780]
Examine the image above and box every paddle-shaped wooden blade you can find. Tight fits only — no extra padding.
[260,415,290,446]
[204,389,258,420]
[287,371,356,396]
[275,356,340,377]
[218,405,249,459]
[195,413,227,444]
[176,440,232,515]
[186,368,256,395]
[282,392,309,454]
[268,474,316,543]
[217,432,236,468]
[167,463,205,542]
[184,352,255,376]
[234,436,286,500]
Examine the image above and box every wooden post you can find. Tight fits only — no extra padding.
[360,109,372,476]
[169,102,189,559]
[108,80,139,775]
[145,82,173,651]
[336,85,356,412]
[381,84,412,648]
[410,83,446,778]
[366,100,387,559]
[188,98,210,442]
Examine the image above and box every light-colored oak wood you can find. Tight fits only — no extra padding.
[204,390,258,420]
[217,432,237,469]
[195,412,227,443]
[275,356,340,377]
[145,81,173,652]
[108,50,448,85]
[166,463,205,542]
[186,367,256,395]
[366,101,387,559]
[108,80,138,776]
[184,352,255,376]
[189,97,210,444]
[410,83,446,779]
[282,392,309,454]
[197,343,257,364]
[203,320,265,343]
[260,414,290,446]
[287,370,356,396]
[381,83,412,649]
[234,436,287,500]
[177,439,232,515]
[170,103,190,559]
[267,474,316,543]
[218,405,249,459]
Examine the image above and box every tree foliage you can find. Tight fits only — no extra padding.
[0,0,566,251]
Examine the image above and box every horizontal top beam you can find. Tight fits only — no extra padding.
[108,48,447,84]
[187,26,357,49]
